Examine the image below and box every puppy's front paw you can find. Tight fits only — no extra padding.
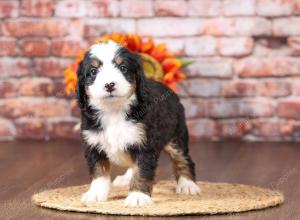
[124,192,153,207]
[176,176,201,195]
[81,189,108,202]
[81,177,111,202]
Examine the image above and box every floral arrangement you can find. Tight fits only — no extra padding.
[64,33,191,94]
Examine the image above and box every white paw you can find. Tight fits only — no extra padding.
[81,177,111,202]
[124,192,153,207]
[113,168,133,187]
[81,189,108,202]
[176,176,201,195]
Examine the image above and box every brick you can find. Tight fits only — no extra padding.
[0,80,18,97]
[0,98,70,118]
[137,18,204,37]
[282,121,300,141]
[70,100,80,117]
[218,37,254,57]
[181,98,209,119]
[294,1,300,14]
[0,38,17,56]
[253,46,292,57]
[20,38,50,57]
[204,18,271,36]
[187,0,221,16]
[154,38,185,55]
[257,81,291,97]
[292,81,300,96]
[185,37,217,56]
[222,81,256,97]
[288,37,300,56]
[186,58,233,78]
[181,79,221,97]
[252,119,281,137]
[278,100,300,119]
[187,119,215,139]
[209,100,240,118]
[288,121,300,139]
[0,0,18,18]
[2,19,83,37]
[208,99,274,118]
[19,78,53,96]
[48,119,80,139]
[176,82,189,97]
[235,57,300,78]
[86,0,119,17]
[0,119,15,140]
[21,0,53,17]
[155,0,187,17]
[257,36,288,48]
[254,37,292,56]
[257,0,294,16]
[279,120,294,135]
[34,58,72,78]
[84,19,136,37]
[0,58,32,78]
[55,0,86,17]
[120,0,153,17]
[223,0,255,16]
[215,119,251,138]
[15,118,47,140]
[53,80,68,98]
[273,18,300,36]
[51,39,86,57]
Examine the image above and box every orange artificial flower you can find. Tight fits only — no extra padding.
[150,43,171,62]
[141,38,154,53]
[125,34,142,52]
[162,58,182,73]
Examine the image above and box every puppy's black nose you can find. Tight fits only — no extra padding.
[104,82,115,93]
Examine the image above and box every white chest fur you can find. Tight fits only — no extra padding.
[82,111,146,167]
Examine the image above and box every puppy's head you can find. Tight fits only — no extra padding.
[76,40,146,110]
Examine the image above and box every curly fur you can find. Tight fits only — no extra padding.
[76,40,198,206]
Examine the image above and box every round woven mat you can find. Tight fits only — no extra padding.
[32,181,283,216]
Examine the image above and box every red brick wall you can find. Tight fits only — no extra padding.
[1,0,300,141]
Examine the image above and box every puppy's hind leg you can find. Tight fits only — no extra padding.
[165,128,200,195]
[113,168,133,187]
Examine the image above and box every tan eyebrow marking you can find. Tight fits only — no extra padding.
[91,59,101,68]
[115,56,123,65]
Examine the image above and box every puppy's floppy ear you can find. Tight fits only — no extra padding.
[135,54,148,103]
[76,61,87,110]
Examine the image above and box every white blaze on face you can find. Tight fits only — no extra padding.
[88,41,132,103]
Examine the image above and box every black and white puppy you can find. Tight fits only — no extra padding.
[76,40,200,207]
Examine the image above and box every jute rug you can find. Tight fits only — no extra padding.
[32,181,283,216]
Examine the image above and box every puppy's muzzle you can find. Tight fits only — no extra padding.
[105,82,116,93]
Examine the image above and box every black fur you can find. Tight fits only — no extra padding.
[77,44,196,195]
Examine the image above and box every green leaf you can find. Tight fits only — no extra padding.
[180,58,194,68]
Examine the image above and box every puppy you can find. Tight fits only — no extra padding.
[76,40,200,207]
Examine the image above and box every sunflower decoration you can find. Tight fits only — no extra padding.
[64,33,192,95]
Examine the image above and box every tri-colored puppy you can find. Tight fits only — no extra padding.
[76,40,200,207]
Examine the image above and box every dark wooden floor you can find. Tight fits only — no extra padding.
[0,140,299,220]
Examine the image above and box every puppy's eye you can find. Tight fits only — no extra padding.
[89,68,98,76]
[120,65,128,73]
